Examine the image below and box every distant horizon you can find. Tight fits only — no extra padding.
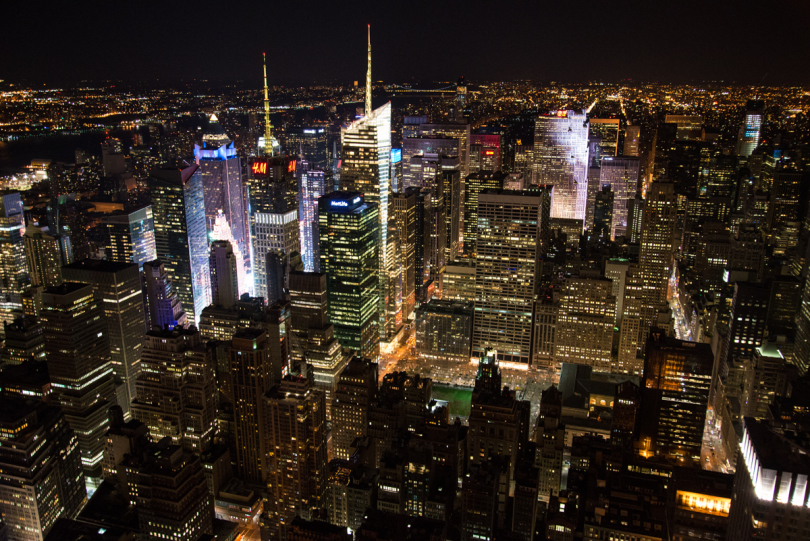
[3,78,807,90]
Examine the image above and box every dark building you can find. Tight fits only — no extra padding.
[668,467,734,541]
[639,329,713,462]
[0,398,86,541]
[332,357,379,461]
[129,443,214,541]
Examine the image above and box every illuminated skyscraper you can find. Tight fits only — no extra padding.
[728,419,810,540]
[555,277,616,371]
[130,326,216,454]
[339,31,397,340]
[62,260,145,416]
[340,102,395,341]
[469,133,501,173]
[285,127,328,169]
[393,190,417,321]
[533,110,589,222]
[253,211,300,300]
[149,164,211,325]
[588,118,621,160]
[473,191,542,366]
[463,171,505,257]
[194,116,249,280]
[102,206,157,272]
[247,156,300,299]
[402,136,459,190]
[638,181,677,308]
[598,157,640,239]
[142,259,187,330]
[299,169,325,272]
[736,100,764,157]
[318,192,380,358]
[23,225,63,289]
[0,192,26,339]
[41,282,117,480]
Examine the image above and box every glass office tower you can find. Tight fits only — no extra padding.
[149,165,211,325]
[339,103,398,341]
[318,192,380,359]
[102,205,157,271]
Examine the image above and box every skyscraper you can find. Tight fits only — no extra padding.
[598,157,640,239]
[555,277,616,371]
[149,164,211,325]
[142,259,187,330]
[639,181,677,308]
[728,418,810,540]
[209,240,239,309]
[639,329,712,461]
[463,171,505,257]
[299,169,325,272]
[225,329,276,484]
[131,442,214,541]
[41,282,117,480]
[130,326,216,454]
[588,118,621,160]
[0,398,86,541]
[339,33,395,341]
[0,193,26,338]
[102,206,157,272]
[288,272,348,416]
[261,371,328,540]
[469,133,501,173]
[318,192,380,358]
[332,357,378,460]
[534,110,590,222]
[473,191,542,366]
[393,190,417,321]
[23,225,63,288]
[623,125,640,157]
[62,260,145,415]
[736,100,764,157]
[195,116,249,279]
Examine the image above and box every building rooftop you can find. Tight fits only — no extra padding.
[64,259,137,274]
[744,417,810,474]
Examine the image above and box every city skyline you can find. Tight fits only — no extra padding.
[1,8,810,541]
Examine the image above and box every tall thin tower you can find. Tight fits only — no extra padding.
[366,24,372,115]
[263,52,274,157]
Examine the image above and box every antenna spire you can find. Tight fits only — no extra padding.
[263,52,274,156]
[366,25,372,116]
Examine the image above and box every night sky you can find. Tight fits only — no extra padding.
[3,0,810,86]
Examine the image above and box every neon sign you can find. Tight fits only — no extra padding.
[485,150,495,156]
[287,160,297,173]
[251,161,268,175]
[330,196,361,208]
